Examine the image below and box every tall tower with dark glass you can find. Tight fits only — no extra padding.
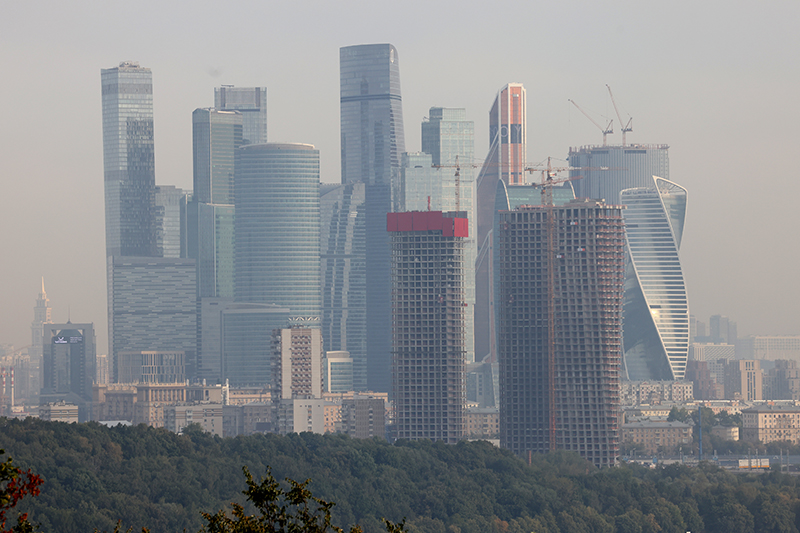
[101,61,156,258]
[234,143,321,318]
[340,44,405,392]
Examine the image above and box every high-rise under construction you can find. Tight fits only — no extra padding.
[497,198,625,467]
[388,211,468,443]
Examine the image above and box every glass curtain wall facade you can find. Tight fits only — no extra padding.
[101,62,156,258]
[620,178,689,380]
[107,257,196,382]
[421,108,476,362]
[340,43,405,392]
[567,145,688,381]
[234,143,321,319]
[191,108,242,299]
[214,87,267,145]
[320,182,367,390]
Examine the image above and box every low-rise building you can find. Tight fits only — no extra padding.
[621,381,694,405]
[621,421,693,454]
[711,425,739,441]
[742,405,800,444]
[39,401,79,423]
[465,407,499,438]
[165,403,223,436]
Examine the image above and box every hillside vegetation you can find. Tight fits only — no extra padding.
[2,417,800,533]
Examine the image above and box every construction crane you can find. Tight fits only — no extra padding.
[432,155,483,213]
[606,85,632,146]
[569,99,614,146]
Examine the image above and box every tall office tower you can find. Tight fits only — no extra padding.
[101,61,156,258]
[568,145,689,382]
[497,199,625,467]
[191,108,241,299]
[388,211,468,443]
[220,303,290,387]
[108,257,196,382]
[31,278,52,361]
[273,326,325,434]
[41,323,96,421]
[724,360,762,401]
[234,143,320,318]
[475,84,527,363]
[340,43,405,392]
[154,185,187,258]
[619,178,689,380]
[320,182,367,390]
[421,107,476,363]
[214,86,267,145]
[191,109,242,381]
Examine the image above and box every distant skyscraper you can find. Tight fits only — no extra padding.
[41,322,96,421]
[388,211,468,443]
[214,86,267,145]
[475,83,527,362]
[340,43,406,392]
[497,199,624,467]
[101,61,156,258]
[191,108,242,299]
[320,182,367,390]
[31,278,52,362]
[234,143,321,318]
[569,145,689,382]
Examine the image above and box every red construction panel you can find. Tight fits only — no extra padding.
[428,211,444,230]
[412,211,429,231]
[453,217,469,237]
[397,212,413,231]
[386,212,399,232]
[442,219,454,237]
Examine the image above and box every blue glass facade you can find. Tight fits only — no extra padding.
[101,62,156,258]
[340,44,405,392]
[191,108,242,299]
[320,182,367,390]
[234,143,321,319]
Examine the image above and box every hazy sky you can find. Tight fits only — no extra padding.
[2,1,799,354]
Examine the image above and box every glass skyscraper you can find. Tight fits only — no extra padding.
[340,44,405,392]
[234,143,321,319]
[191,108,242,299]
[320,182,367,390]
[101,61,156,258]
[214,86,267,145]
[620,178,689,380]
[568,145,689,381]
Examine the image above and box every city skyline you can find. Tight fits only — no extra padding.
[2,2,800,353]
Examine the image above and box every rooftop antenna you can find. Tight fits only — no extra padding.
[606,85,633,146]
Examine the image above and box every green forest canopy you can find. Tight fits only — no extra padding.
[2,417,800,533]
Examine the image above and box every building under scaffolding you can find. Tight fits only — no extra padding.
[388,211,468,443]
[497,199,624,467]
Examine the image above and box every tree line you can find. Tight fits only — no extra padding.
[2,417,800,532]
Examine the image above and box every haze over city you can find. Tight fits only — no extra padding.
[2,0,799,354]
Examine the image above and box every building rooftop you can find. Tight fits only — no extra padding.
[622,421,693,429]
